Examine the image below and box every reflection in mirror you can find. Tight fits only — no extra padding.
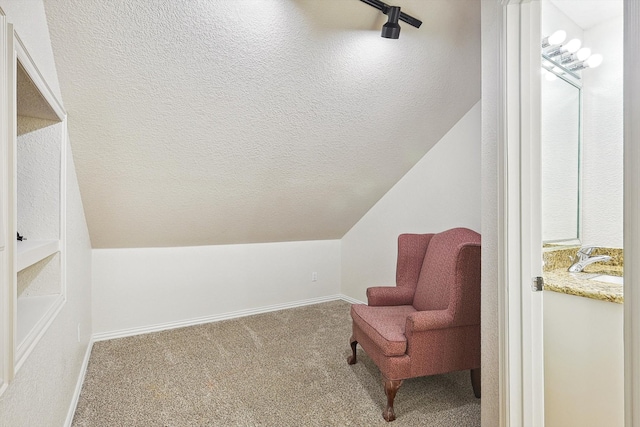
[541,73,581,243]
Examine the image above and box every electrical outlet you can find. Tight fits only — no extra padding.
[311,272,318,282]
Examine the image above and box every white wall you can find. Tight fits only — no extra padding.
[582,15,623,248]
[0,2,92,426]
[542,0,583,45]
[0,0,62,103]
[0,143,91,427]
[92,240,341,336]
[544,292,623,427]
[341,102,480,302]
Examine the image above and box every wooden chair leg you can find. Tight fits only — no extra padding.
[382,378,403,422]
[471,368,481,398]
[347,340,358,365]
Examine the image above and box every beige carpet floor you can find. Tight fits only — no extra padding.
[72,300,480,426]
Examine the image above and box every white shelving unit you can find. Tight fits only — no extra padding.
[16,239,59,272]
[7,33,67,373]
[16,294,61,350]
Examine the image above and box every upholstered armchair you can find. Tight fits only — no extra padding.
[347,227,481,421]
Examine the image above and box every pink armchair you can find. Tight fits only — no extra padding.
[347,227,481,421]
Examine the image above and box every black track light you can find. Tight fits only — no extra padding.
[359,0,422,39]
[381,6,401,39]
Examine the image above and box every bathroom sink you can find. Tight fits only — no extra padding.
[589,274,623,285]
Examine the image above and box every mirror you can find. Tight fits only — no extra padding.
[541,73,581,243]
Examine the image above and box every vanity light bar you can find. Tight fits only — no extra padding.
[542,53,581,80]
[545,38,581,58]
[568,54,604,71]
[560,48,591,65]
[541,30,603,78]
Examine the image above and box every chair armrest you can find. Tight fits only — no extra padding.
[405,310,454,332]
[366,286,415,306]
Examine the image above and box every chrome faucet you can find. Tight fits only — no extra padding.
[568,246,612,272]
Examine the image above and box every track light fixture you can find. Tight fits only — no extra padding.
[381,6,401,39]
[359,0,422,39]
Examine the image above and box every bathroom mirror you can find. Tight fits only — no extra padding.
[541,73,581,243]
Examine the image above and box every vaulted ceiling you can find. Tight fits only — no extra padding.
[43,0,480,248]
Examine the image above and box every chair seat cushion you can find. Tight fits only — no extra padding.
[351,304,417,357]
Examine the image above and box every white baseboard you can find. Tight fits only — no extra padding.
[92,294,361,342]
[339,294,365,305]
[64,339,94,427]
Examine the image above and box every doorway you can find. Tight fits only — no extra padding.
[540,1,624,425]
[492,0,640,426]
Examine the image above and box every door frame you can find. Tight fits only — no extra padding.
[498,1,544,425]
[0,8,12,396]
[624,1,640,424]
[498,0,640,425]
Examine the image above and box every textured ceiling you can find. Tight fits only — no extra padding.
[43,0,480,248]
[17,62,59,121]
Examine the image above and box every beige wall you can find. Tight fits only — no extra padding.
[341,102,481,302]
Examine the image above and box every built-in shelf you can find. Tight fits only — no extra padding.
[1,32,68,379]
[16,239,59,272]
[16,294,63,351]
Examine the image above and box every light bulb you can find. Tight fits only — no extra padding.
[542,30,567,47]
[586,54,603,68]
[576,47,591,61]
[549,30,566,45]
[565,38,581,53]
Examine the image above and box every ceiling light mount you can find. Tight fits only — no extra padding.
[359,0,422,39]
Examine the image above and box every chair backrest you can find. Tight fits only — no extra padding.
[412,228,481,318]
[396,233,433,290]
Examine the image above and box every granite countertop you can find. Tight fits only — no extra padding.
[543,269,623,304]
[542,246,623,304]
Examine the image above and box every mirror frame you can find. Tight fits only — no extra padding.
[541,57,583,245]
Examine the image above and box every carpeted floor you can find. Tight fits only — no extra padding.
[72,300,480,426]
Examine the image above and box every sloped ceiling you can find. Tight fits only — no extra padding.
[43,0,480,248]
